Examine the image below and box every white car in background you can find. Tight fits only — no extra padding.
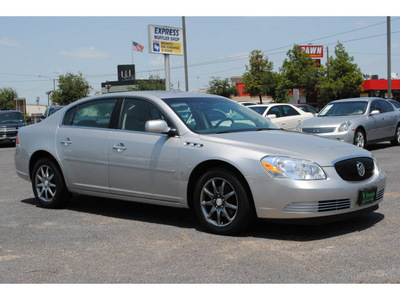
[248,103,314,130]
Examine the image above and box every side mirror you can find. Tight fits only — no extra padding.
[267,114,277,119]
[370,110,380,116]
[145,120,177,136]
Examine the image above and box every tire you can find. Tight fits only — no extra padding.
[390,124,400,146]
[353,129,366,148]
[31,158,70,208]
[193,168,252,235]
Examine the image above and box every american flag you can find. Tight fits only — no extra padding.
[132,41,144,52]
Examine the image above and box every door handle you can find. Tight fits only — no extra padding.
[112,143,127,152]
[60,138,72,145]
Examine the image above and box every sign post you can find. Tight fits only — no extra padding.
[148,24,184,91]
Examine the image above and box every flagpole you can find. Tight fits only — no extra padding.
[132,45,134,64]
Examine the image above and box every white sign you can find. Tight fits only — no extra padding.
[148,24,183,56]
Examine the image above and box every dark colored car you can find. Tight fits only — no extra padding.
[42,105,64,119]
[0,110,25,144]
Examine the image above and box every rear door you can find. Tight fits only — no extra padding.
[56,98,118,193]
[378,100,397,138]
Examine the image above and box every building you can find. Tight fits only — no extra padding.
[231,76,400,103]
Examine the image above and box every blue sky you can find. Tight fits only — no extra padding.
[1,1,399,104]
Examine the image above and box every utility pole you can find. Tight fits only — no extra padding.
[387,16,392,99]
[182,16,189,92]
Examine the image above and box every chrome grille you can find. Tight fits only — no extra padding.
[376,189,385,201]
[302,127,336,133]
[284,199,351,213]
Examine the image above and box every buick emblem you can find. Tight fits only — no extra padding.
[313,129,320,133]
[356,161,366,177]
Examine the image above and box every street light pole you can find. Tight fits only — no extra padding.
[387,16,392,99]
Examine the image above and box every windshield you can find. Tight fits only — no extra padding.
[163,97,279,134]
[49,107,62,116]
[0,111,24,124]
[319,101,368,117]
[248,106,268,115]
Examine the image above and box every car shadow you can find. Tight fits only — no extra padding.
[249,212,384,241]
[366,142,393,151]
[21,196,384,241]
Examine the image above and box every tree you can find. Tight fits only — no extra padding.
[128,79,166,91]
[318,42,364,102]
[50,72,91,105]
[242,50,274,104]
[0,87,18,110]
[207,77,238,98]
[280,45,322,102]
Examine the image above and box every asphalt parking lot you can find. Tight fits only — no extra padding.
[0,142,399,283]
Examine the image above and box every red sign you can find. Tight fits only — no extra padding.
[299,45,324,58]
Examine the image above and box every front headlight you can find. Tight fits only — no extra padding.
[261,156,326,180]
[338,121,351,132]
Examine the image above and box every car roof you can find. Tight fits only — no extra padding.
[0,110,22,113]
[330,97,382,103]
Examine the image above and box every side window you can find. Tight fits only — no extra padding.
[370,100,381,113]
[379,100,393,113]
[119,99,168,132]
[268,106,282,118]
[281,105,300,117]
[63,99,117,128]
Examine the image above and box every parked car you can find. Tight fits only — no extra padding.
[15,92,386,235]
[297,98,400,148]
[42,105,64,119]
[0,110,25,145]
[238,101,258,106]
[248,103,314,130]
[295,104,319,115]
[389,99,400,110]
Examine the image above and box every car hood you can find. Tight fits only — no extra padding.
[0,122,25,128]
[199,130,371,167]
[301,115,364,127]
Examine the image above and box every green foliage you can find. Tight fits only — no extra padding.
[274,74,292,103]
[207,77,238,98]
[280,44,322,102]
[50,72,91,105]
[129,79,166,91]
[0,87,18,110]
[318,42,364,102]
[242,50,274,103]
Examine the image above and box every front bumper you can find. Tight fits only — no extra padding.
[247,166,386,220]
[307,130,355,144]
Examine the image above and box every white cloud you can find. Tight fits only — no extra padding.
[60,47,108,58]
[0,37,20,47]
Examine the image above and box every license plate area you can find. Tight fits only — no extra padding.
[358,187,377,206]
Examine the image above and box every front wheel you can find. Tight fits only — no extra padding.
[31,158,70,208]
[391,124,400,146]
[193,168,253,235]
[353,129,366,148]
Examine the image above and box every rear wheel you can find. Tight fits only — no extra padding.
[31,158,70,208]
[193,168,252,235]
[353,129,366,148]
[391,124,400,146]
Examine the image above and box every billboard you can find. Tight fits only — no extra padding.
[299,45,324,58]
[148,24,183,56]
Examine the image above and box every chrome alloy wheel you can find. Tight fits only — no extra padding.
[396,126,400,144]
[35,165,57,203]
[200,177,238,227]
[354,131,365,148]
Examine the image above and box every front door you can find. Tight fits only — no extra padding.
[108,98,182,204]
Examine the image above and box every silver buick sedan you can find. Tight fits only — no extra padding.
[15,92,386,235]
[297,98,400,148]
